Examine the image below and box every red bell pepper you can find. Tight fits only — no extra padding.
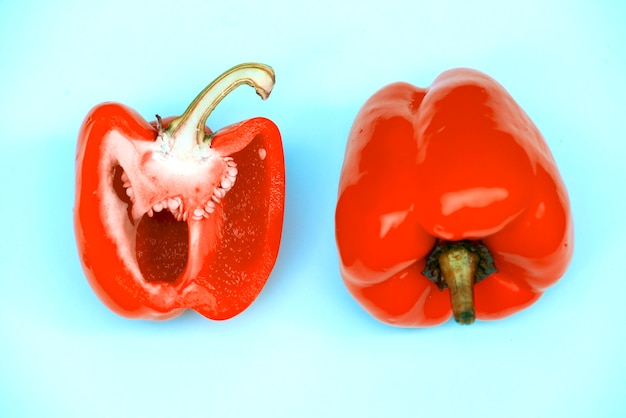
[335,68,573,326]
[74,63,284,320]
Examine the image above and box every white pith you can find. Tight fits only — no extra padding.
[104,130,238,226]
[121,156,238,222]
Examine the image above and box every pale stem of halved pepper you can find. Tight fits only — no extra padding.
[162,63,275,152]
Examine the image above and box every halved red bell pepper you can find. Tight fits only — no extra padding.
[335,68,573,326]
[74,63,284,320]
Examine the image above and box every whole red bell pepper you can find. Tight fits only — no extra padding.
[74,63,284,320]
[335,68,573,326]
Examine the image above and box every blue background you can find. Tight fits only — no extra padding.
[1,1,625,417]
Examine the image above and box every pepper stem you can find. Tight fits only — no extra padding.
[438,246,479,325]
[165,63,275,151]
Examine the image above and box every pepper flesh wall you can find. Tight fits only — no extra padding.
[335,68,573,326]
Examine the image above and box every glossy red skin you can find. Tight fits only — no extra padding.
[335,68,573,327]
[74,103,284,320]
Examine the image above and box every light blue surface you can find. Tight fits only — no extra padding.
[1,1,625,417]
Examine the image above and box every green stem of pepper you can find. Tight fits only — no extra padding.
[438,247,479,325]
[422,240,497,325]
[163,63,275,153]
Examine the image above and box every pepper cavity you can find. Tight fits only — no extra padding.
[108,143,240,285]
